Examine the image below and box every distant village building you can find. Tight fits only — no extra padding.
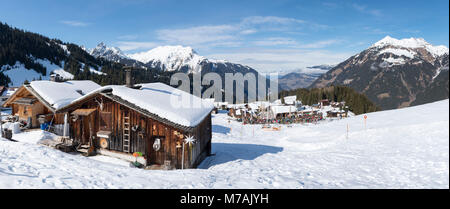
[270,105,296,120]
[320,99,330,108]
[283,95,297,105]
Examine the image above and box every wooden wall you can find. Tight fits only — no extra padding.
[68,95,212,169]
[9,88,65,128]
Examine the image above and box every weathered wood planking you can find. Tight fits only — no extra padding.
[67,95,211,169]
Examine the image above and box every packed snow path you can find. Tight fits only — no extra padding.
[0,100,448,188]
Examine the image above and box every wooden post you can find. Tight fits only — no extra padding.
[346,123,349,140]
[364,115,367,131]
[182,142,185,169]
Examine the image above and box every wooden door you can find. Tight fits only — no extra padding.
[147,136,165,165]
[99,112,112,131]
[147,137,157,165]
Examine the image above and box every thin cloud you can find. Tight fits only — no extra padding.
[300,39,341,48]
[60,20,90,27]
[322,2,338,8]
[117,34,139,40]
[240,29,257,35]
[252,37,299,46]
[207,49,352,73]
[253,38,341,49]
[152,16,329,49]
[241,16,306,25]
[352,3,382,17]
[116,41,158,51]
[114,15,342,72]
[156,24,238,47]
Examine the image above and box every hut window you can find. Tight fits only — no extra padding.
[99,112,112,131]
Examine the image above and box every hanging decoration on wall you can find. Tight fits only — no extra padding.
[131,125,139,132]
[71,115,78,122]
[173,131,184,139]
[94,97,104,111]
[184,135,196,145]
[99,138,109,149]
[181,135,196,170]
[153,138,161,151]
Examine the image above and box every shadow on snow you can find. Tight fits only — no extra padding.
[198,143,283,169]
[212,124,231,134]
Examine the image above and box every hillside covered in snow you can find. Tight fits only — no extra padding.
[311,36,449,110]
[0,99,448,189]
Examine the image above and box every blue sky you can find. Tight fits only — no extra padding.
[1,0,448,72]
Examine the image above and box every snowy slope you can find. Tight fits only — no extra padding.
[0,99,448,188]
[311,36,449,110]
[0,59,74,86]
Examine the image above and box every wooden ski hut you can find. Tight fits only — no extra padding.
[2,80,100,130]
[56,82,214,169]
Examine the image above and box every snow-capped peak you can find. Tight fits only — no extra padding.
[90,42,128,60]
[128,45,200,63]
[127,45,207,72]
[371,36,449,57]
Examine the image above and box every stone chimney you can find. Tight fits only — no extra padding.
[50,74,64,82]
[125,68,132,88]
[122,64,135,88]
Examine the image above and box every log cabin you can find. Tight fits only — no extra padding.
[56,82,214,169]
[2,80,100,131]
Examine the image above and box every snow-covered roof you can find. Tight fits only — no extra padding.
[67,82,214,128]
[52,69,74,80]
[247,103,259,110]
[270,105,297,115]
[29,80,101,110]
[227,103,246,109]
[283,96,297,105]
[213,101,228,108]
[1,87,18,97]
[271,99,282,105]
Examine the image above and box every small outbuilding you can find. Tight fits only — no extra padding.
[2,80,100,131]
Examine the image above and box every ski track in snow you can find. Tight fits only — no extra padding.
[0,100,449,188]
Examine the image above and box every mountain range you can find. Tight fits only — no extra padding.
[90,43,260,76]
[310,36,449,110]
[1,21,448,109]
[0,22,273,103]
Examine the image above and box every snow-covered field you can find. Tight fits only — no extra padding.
[0,100,448,188]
